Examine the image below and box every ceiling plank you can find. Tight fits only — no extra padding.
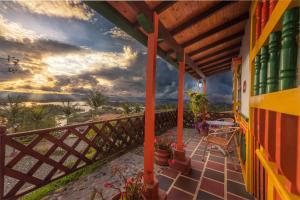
[193,42,241,63]
[198,50,239,66]
[201,62,232,72]
[170,1,234,35]
[200,57,233,70]
[205,66,231,76]
[188,31,244,56]
[154,1,176,14]
[128,1,206,79]
[181,12,249,48]
[198,51,239,66]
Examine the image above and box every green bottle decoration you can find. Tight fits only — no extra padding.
[279,7,299,90]
[254,55,261,95]
[259,46,268,94]
[267,31,281,93]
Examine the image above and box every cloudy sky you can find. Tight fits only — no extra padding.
[0,1,232,103]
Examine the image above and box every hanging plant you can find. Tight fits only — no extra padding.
[187,90,208,123]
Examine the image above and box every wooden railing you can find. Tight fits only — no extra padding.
[0,110,233,199]
[0,110,177,199]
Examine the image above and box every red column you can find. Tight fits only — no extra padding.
[176,59,185,151]
[143,13,167,200]
[144,12,158,186]
[170,55,191,174]
[0,126,6,200]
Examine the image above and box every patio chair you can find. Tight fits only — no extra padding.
[202,127,240,170]
[216,118,235,123]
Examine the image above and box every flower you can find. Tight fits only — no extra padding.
[171,142,176,149]
[168,159,175,166]
[104,182,113,188]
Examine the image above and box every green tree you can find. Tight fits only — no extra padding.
[27,105,52,129]
[133,103,142,113]
[0,95,25,132]
[86,90,107,118]
[61,100,78,124]
[121,103,131,114]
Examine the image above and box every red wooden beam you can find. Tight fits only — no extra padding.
[188,31,244,57]
[170,1,234,35]
[181,12,249,48]
[197,51,239,66]
[177,57,185,151]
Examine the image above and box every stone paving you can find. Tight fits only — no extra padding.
[41,128,253,200]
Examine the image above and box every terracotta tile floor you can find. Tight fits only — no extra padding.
[157,135,254,200]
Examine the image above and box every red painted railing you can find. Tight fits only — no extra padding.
[0,110,177,199]
[0,110,232,199]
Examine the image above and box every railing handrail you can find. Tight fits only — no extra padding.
[5,109,177,137]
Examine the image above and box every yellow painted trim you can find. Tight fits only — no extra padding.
[250,0,293,62]
[267,176,274,200]
[256,149,300,200]
[250,87,300,116]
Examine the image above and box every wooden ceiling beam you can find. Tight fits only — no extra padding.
[200,57,233,70]
[201,62,232,72]
[188,31,244,56]
[154,2,176,14]
[170,1,234,35]
[181,12,249,48]
[194,42,241,63]
[205,66,231,76]
[198,51,239,67]
[128,1,205,79]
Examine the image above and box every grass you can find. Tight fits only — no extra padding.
[21,146,137,200]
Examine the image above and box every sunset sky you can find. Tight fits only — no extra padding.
[0,1,232,103]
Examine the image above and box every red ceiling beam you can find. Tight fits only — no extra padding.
[170,1,234,35]
[193,42,241,63]
[181,12,249,48]
[188,31,244,56]
[197,50,239,66]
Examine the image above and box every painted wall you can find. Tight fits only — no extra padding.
[239,20,250,118]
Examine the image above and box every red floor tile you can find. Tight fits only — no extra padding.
[227,163,242,172]
[227,192,246,200]
[200,177,224,198]
[167,188,193,200]
[206,161,224,172]
[161,168,179,179]
[174,176,198,194]
[227,170,244,183]
[191,160,204,171]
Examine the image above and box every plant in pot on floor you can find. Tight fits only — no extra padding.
[154,136,172,166]
[104,166,145,200]
[187,90,208,135]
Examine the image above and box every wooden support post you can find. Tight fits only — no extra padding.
[0,126,6,200]
[143,13,166,200]
[170,54,191,174]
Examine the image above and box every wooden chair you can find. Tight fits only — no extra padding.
[216,118,235,123]
[202,127,240,170]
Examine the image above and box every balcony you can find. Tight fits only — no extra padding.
[1,111,253,200]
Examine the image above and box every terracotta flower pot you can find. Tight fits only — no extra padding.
[155,149,170,166]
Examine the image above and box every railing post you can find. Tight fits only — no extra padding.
[0,125,6,200]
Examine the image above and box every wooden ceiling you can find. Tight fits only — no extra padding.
[86,1,250,80]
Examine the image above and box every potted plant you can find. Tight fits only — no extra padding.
[104,166,145,200]
[187,91,208,133]
[154,136,172,166]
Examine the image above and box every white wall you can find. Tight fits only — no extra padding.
[239,20,250,118]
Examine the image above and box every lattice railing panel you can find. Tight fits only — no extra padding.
[0,110,177,199]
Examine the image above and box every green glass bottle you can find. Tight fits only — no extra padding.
[267,31,281,93]
[259,46,268,94]
[254,55,261,95]
[279,7,299,90]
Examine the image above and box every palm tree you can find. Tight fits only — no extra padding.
[86,90,107,119]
